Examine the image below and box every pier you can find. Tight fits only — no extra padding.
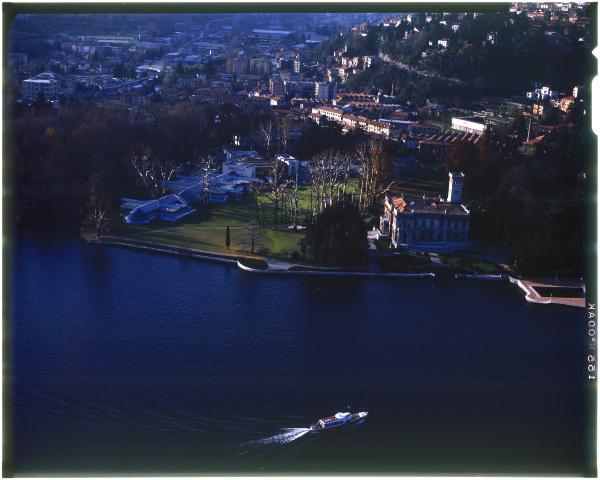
[510,277,585,308]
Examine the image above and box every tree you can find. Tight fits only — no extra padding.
[446,139,479,172]
[308,149,349,214]
[225,225,231,250]
[81,187,111,240]
[244,220,262,254]
[265,156,288,226]
[127,145,177,198]
[286,168,301,228]
[276,115,291,153]
[356,140,393,211]
[306,202,368,266]
[258,119,275,155]
[198,153,216,204]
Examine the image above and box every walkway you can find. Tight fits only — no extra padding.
[510,277,586,309]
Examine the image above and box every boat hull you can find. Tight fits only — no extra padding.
[311,411,368,431]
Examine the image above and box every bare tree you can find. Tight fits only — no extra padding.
[356,140,394,211]
[81,188,111,240]
[265,156,288,226]
[258,120,275,155]
[127,145,177,198]
[308,149,346,214]
[276,115,291,153]
[244,219,262,254]
[287,168,301,228]
[198,153,216,204]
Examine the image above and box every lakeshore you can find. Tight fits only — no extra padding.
[94,234,585,308]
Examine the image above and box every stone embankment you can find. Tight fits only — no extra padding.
[94,235,435,278]
[92,237,585,306]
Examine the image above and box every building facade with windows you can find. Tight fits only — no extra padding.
[378,172,470,251]
[22,72,59,100]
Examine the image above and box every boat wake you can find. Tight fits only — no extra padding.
[253,427,312,445]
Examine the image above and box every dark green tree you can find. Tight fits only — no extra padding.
[306,202,368,266]
[225,225,231,250]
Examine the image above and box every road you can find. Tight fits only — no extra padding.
[377,53,464,85]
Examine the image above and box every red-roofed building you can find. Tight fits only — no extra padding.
[378,172,470,251]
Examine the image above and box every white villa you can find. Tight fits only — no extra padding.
[121,194,196,224]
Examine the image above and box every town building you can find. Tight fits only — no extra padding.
[21,72,59,100]
[312,105,344,123]
[451,116,488,135]
[222,154,271,178]
[249,57,271,75]
[378,172,470,251]
[293,58,302,74]
[526,85,558,100]
[269,78,285,96]
[409,122,442,136]
[314,81,337,101]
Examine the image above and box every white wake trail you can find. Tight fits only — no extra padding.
[254,427,312,445]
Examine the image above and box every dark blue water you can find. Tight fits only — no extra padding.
[6,231,590,475]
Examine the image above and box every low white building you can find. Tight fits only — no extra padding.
[121,194,196,224]
[451,116,488,135]
[276,154,301,177]
[222,157,271,178]
[312,105,344,122]
[526,85,559,100]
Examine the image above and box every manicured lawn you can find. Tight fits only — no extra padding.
[256,178,361,216]
[391,177,447,197]
[112,179,368,261]
[262,228,304,258]
[111,200,306,259]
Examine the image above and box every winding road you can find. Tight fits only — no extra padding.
[377,52,464,85]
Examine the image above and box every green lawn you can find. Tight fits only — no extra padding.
[255,178,361,216]
[112,200,305,259]
[391,177,447,197]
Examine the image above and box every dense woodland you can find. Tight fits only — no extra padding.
[8,100,241,226]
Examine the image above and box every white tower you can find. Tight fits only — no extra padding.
[447,172,465,203]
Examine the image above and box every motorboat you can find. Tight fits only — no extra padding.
[310,411,368,431]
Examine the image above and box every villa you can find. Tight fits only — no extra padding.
[378,172,470,251]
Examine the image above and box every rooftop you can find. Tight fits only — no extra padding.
[389,195,469,216]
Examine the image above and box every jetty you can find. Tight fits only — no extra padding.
[510,277,585,308]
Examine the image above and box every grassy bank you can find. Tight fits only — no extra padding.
[112,200,306,260]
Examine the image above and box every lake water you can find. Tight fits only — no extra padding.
[5,231,591,475]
